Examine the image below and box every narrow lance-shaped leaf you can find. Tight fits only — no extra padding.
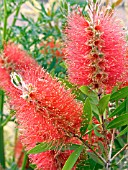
[110,87,128,101]
[107,113,128,129]
[126,97,128,112]
[116,126,128,138]
[62,145,84,170]
[59,79,86,101]
[88,152,104,166]
[109,100,126,118]
[84,124,99,135]
[79,86,98,104]
[28,142,54,154]
[79,86,96,97]
[80,97,92,136]
[28,142,81,154]
[98,94,110,115]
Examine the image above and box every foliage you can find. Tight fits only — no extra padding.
[0,0,128,170]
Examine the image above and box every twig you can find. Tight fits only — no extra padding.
[117,154,127,165]
[106,129,115,170]
[111,143,128,161]
[101,115,108,156]
[0,91,5,169]
[108,129,115,160]
[1,110,15,127]
[74,134,106,164]
[3,0,7,45]
[7,1,23,40]
[21,151,28,170]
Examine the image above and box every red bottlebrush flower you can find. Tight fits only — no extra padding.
[0,62,78,170]
[15,100,75,169]
[64,10,126,92]
[4,43,82,136]
[4,43,38,71]
[64,13,92,86]
[2,43,83,169]
[0,63,21,100]
[29,150,74,170]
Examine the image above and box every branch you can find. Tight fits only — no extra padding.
[74,134,106,164]
[7,1,23,40]
[105,129,115,170]
[3,0,7,44]
[108,129,115,160]
[111,143,128,161]
[101,115,108,156]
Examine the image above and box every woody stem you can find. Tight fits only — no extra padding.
[74,134,106,164]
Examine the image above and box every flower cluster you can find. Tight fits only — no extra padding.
[64,8,127,92]
[0,43,83,169]
[0,3,127,169]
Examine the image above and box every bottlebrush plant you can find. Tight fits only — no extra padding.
[0,0,128,170]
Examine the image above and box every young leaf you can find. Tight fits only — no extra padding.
[62,145,84,170]
[28,142,54,154]
[80,97,92,135]
[94,128,103,138]
[84,124,99,135]
[116,126,128,138]
[91,104,99,115]
[110,87,128,101]
[126,97,128,112]
[79,86,98,104]
[98,94,110,115]
[107,113,128,129]
[61,144,80,152]
[28,142,80,154]
[109,100,126,118]
[59,79,86,101]
[79,86,96,97]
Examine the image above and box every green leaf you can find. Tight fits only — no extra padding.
[67,0,86,7]
[80,98,92,135]
[9,162,18,170]
[79,86,98,104]
[94,128,103,138]
[98,94,110,115]
[62,145,84,170]
[77,158,103,170]
[126,97,128,112]
[60,144,80,152]
[107,113,128,129]
[84,124,99,135]
[28,142,80,154]
[28,142,54,154]
[91,104,99,115]
[29,164,36,169]
[109,100,126,118]
[59,79,86,101]
[110,87,128,101]
[79,86,96,97]
[59,61,67,69]
[88,152,104,166]
[116,126,128,138]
